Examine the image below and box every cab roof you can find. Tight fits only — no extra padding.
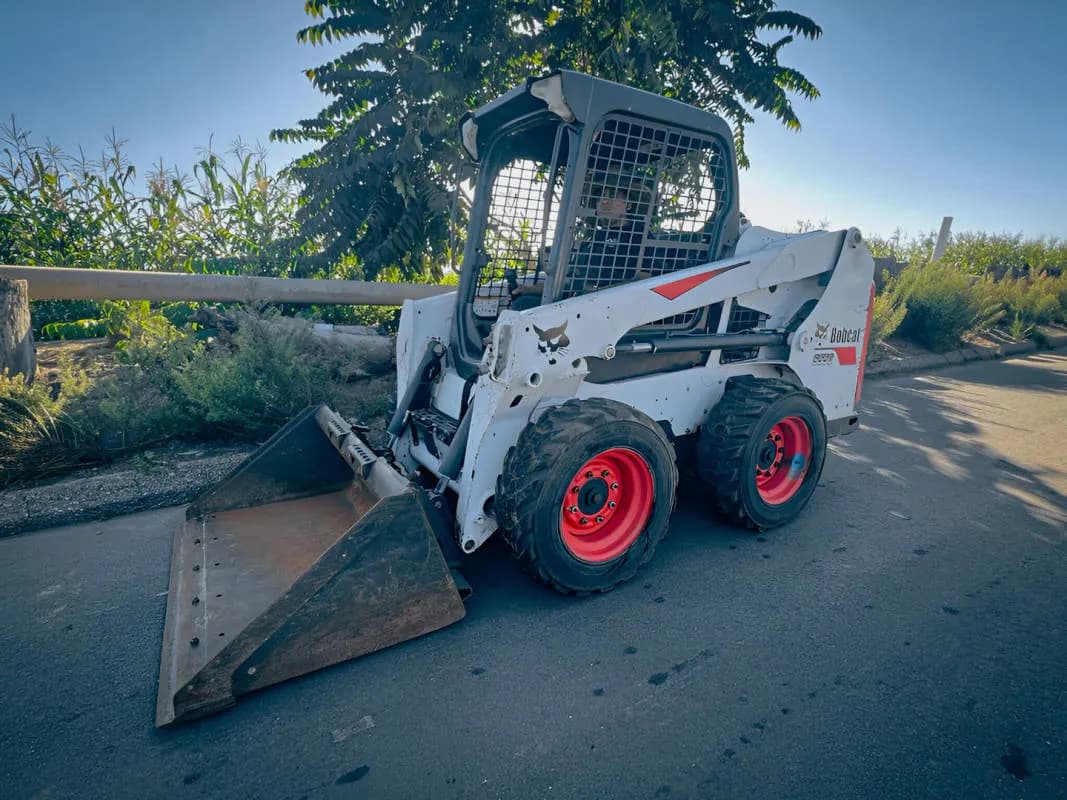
[460,70,735,161]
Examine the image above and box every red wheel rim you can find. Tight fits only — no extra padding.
[559,447,655,563]
[755,416,813,505]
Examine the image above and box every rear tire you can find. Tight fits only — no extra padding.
[697,376,826,530]
[497,398,678,594]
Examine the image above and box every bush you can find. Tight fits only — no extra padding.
[174,313,362,438]
[1,308,390,486]
[41,319,110,340]
[990,273,1064,325]
[31,300,103,336]
[0,361,95,482]
[869,270,907,346]
[890,262,986,351]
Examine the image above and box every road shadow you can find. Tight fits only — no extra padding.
[857,354,1066,537]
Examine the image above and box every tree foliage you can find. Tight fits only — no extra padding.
[274,0,822,280]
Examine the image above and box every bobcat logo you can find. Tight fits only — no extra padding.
[814,322,830,339]
[533,321,570,365]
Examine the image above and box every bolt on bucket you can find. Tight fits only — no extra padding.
[155,405,466,727]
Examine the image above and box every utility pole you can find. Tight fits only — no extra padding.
[931,216,953,262]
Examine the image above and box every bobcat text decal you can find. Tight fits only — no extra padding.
[812,322,861,366]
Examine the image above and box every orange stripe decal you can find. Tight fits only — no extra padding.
[829,347,857,366]
[854,282,877,405]
[650,261,747,300]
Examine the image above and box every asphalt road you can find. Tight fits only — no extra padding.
[2,353,1065,800]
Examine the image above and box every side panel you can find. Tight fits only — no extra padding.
[573,361,786,437]
[786,232,875,420]
[395,291,457,402]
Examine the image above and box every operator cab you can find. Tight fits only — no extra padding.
[452,71,742,378]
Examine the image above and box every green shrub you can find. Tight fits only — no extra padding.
[1008,312,1033,341]
[0,365,93,484]
[970,271,1067,329]
[173,312,363,438]
[891,262,984,351]
[870,271,907,346]
[997,273,1063,324]
[30,300,103,335]
[41,319,110,340]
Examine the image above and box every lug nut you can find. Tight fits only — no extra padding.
[580,517,589,525]
[595,515,605,523]
[569,505,578,513]
[585,471,594,479]
[610,482,619,490]
[608,501,617,508]
[601,470,610,477]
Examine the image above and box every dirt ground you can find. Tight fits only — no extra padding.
[33,336,118,383]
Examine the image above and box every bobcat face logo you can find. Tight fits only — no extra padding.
[814,322,830,339]
[533,321,570,365]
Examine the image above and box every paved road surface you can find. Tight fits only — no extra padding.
[2,354,1065,800]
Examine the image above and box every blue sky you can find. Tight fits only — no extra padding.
[2,1,1065,239]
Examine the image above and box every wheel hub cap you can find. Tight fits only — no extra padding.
[754,416,813,505]
[560,448,655,563]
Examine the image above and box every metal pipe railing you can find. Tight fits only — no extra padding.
[0,265,455,305]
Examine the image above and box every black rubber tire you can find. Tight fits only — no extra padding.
[697,375,826,530]
[496,398,678,595]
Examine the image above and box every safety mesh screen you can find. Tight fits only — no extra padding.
[476,158,564,301]
[720,303,770,363]
[561,115,728,330]
[726,303,768,333]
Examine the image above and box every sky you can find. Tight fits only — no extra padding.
[1,0,1065,240]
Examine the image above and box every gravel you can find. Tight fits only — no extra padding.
[0,441,255,536]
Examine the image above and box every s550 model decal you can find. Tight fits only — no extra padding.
[812,347,858,366]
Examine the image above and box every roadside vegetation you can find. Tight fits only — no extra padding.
[865,231,1067,352]
[0,307,393,487]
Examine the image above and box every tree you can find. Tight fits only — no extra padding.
[274,0,822,281]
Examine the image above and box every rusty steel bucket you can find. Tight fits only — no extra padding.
[155,405,466,727]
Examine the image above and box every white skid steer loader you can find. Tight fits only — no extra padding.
[155,70,876,726]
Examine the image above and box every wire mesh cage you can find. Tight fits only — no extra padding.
[475,153,565,310]
[560,115,729,330]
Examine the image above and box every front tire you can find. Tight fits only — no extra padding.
[697,376,827,530]
[496,398,678,594]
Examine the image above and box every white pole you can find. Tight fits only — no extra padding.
[0,265,453,305]
[931,216,953,262]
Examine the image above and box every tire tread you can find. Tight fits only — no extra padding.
[696,376,823,529]
[497,398,678,595]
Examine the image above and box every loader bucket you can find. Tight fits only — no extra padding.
[155,405,466,727]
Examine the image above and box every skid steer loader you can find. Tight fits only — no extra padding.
[155,70,876,726]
